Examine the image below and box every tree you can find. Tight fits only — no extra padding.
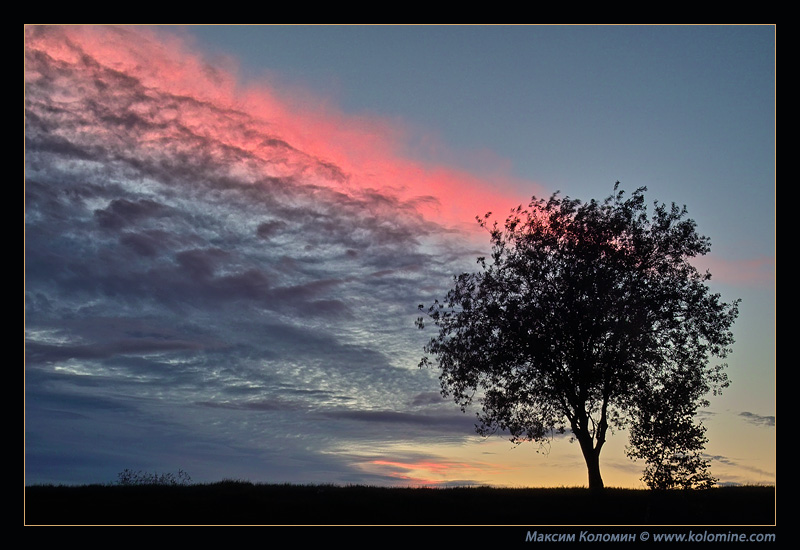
[625,366,717,490]
[416,183,739,490]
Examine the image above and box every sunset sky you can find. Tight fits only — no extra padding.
[24,25,775,489]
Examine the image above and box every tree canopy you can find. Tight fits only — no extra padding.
[417,183,739,490]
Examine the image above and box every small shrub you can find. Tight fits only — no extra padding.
[116,468,192,486]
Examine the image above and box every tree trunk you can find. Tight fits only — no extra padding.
[577,434,605,490]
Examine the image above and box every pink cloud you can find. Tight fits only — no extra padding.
[368,458,509,486]
[25,25,535,239]
[693,254,775,287]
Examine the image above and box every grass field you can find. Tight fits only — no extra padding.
[24,482,775,526]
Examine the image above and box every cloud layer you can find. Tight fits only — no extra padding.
[25,25,524,486]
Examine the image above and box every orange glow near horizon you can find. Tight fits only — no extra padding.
[367,458,504,486]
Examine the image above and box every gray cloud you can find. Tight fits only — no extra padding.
[321,409,476,432]
[25,26,477,486]
[94,198,171,230]
[739,411,775,427]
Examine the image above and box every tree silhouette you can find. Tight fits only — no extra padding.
[417,183,739,490]
[625,366,717,490]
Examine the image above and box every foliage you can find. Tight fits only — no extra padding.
[626,370,717,489]
[417,183,739,489]
[115,468,193,486]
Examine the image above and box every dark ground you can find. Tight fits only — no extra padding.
[25,483,775,526]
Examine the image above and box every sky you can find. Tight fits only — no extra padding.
[24,25,775,489]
